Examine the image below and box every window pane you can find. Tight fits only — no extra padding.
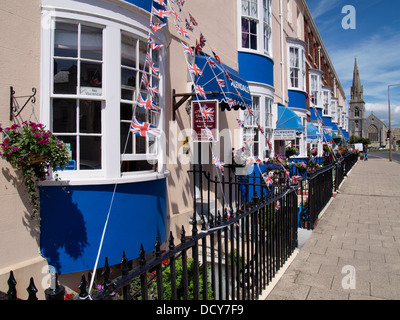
[139,40,148,72]
[241,18,250,48]
[121,103,134,121]
[135,135,146,154]
[121,67,137,88]
[54,22,78,58]
[80,61,102,89]
[80,136,101,170]
[57,135,77,164]
[54,59,77,94]
[121,34,136,68]
[79,100,101,133]
[81,25,103,60]
[121,122,132,154]
[52,99,77,133]
[121,160,156,173]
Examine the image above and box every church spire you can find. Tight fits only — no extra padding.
[351,57,364,103]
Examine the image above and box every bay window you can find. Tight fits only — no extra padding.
[42,5,166,182]
[288,41,306,91]
[240,0,272,55]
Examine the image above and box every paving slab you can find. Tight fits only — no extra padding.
[266,158,400,300]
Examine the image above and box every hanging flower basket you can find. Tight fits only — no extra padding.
[0,121,70,219]
[29,153,49,165]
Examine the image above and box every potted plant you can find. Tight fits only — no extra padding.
[285,144,297,158]
[1,121,70,219]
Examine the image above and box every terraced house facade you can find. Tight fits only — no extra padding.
[0,0,347,298]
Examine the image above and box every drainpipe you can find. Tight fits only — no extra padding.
[280,0,285,105]
[318,46,321,70]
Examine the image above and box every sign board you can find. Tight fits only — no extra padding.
[274,129,296,140]
[191,100,219,142]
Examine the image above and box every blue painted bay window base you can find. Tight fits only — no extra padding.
[40,178,167,274]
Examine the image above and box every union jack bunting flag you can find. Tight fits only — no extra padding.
[169,7,182,22]
[217,78,225,88]
[130,117,160,138]
[266,139,272,148]
[150,21,167,32]
[137,94,160,114]
[212,155,224,174]
[225,208,231,219]
[200,105,214,121]
[275,154,283,164]
[291,175,303,184]
[148,36,163,50]
[262,172,273,187]
[275,200,280,212]
[195,40,203,55]
[153,0,165,6]
[199,33,206,47]
[185,19,194,31]
[212,51,221,64]
[141,73,159,97]
[247,106,254,116]
[175,24,190,38]
[236,118,244,128]
[188,63,203,76]
[227,99,235,108]
[207,59,216,69]
[181,42,193,56]
[146,54,160,75]
[254,156,264,165]
[151,7,171,19]
[2,132,10,144]
[189,13,198,26]
[204,127,214,142]
[257,124,265,134]
[195,84,206,99]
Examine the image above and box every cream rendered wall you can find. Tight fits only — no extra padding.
[165,0,239,240]
[0,0,48,299]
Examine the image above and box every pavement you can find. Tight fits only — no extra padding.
[265,157,400,300]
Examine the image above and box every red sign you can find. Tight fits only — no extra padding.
[191,100,219,142]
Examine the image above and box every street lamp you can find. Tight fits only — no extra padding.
[388,84,400,162]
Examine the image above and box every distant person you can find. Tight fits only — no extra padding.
[363,144,368,161]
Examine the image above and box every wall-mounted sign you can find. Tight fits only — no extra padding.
[274,129,296,140]
[191,100,219,142]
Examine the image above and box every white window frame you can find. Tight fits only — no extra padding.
[287,41,306,91]
[241,84,274,159]
[322,88,331,116]
[238,0,272,57]
[40,2,167,184]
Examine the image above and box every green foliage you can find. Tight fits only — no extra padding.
[349,135,371,145]
[130,257,214,300]
[0,121,70,219]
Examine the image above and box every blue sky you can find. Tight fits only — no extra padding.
[306,0,400,128]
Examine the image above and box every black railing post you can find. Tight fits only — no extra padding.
[7,271,17,300]
[26,277,38,300]
[169,232,177,300]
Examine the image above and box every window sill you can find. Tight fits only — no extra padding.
[39,170,170,187]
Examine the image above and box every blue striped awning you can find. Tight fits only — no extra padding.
[194,53,252,111]
[276,103,304,132]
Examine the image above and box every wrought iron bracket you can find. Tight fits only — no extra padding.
[9,86,37,121]
[172,89,220,121]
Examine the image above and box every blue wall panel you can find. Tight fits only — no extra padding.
[238,52,274,86]
[40,178,167,274]
[288,90,307,110]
